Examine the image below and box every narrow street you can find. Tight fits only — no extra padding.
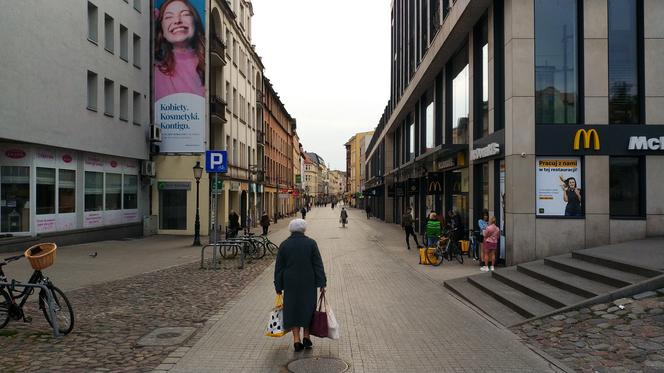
[164,206,564,373]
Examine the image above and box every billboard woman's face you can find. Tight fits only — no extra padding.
[568,179,576,188]
[162,1,195,46]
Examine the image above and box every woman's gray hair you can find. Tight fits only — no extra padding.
[289,218,307,233]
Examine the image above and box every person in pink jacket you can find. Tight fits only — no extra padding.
[481,216,500,272]
[154,0,205,102]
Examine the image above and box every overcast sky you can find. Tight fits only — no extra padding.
[252,0,392,171]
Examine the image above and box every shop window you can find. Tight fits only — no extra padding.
[609,0,642,124]
[59,170,76,214]
[535,0,579,124]
[609,157,644,217]
[36,168,56,215]
[105,173,122,210]
[123,175,138,209]
[160,190,187,230]
[85,171,104,212]
[1,166,31,233]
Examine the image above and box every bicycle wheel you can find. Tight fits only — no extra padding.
[455,244,464,264]
[0,289,10,329]
[39,286,74,335]
[266,242,279,255]
[249,240,265,260]
[432,247,445,267]
[220,245,238,259]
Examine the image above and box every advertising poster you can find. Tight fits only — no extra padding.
[154,0,206,153]
[536,157,583,217]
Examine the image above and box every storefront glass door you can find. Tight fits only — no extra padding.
[1,166,31,233]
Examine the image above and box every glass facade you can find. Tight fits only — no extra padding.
[609,0,640,124]
[1,166,30,232]
[36,168,56,215]
[609,157,643,217]
[160,189,187,230]
[535,0,578,124]
[58,169,76,214]
[85,171,104,212]
[452,64,469,144]
[425,101,434,151]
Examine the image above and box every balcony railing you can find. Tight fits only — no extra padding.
[210,35,226,66]
[210,95,227,122]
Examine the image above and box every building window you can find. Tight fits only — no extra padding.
[535,0,579,124]
[104,79,114,116]
[133,0,141,12]
[609,0,641,124]
[449,46,469,144]
[58,170,76,214]
[132,91,142,125]
[233,139,238,165]
[119,85,129,121]
[36,168,56,215]
[609,157,643,217]
[105,173,122,210]
[409,119,415,161]
[88,2,98,43]
[119,24,128,61]
[425,99,434,151]
[133,34,141,68]
[1,166,30,233]
[233,88,238,114]
[87,71,98,111]
[159,190,187,230]
[474,16,489,139]
[123,175,138,209]
[104,13,114,53]
[85,171,103,212]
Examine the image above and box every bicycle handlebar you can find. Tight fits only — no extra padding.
[3,254,24,264]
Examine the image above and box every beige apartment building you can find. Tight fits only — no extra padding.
[344,131,374,207]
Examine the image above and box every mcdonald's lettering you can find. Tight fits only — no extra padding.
[428,181,442,193]
[573,129,600,151]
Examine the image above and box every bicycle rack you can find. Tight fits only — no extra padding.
[200,243,242,270]
[0,281,61,338]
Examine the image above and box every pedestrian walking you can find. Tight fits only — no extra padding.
[365,204,372,219]
[228,210,240,238]
[274,219,327,352]
[425,212,443,247]
[401,208,421,250]
[481,216,500,272]
[340,207,348,227]
[300,206,307,220]
[260,211,270,236]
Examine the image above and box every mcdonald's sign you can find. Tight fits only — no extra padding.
[573,129,600,151]
[427,172,443,195]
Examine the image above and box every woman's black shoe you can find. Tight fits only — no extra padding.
[294,342,304,352]
[302,337,313,349]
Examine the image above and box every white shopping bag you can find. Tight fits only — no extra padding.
[265,294,287,338]
[326,299,340,340]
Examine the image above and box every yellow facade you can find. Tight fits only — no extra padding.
[345,131,374,202]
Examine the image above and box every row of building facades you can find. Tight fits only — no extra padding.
[364,0,664,265]
[0,0,343,246]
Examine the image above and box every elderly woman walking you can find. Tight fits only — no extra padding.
[274,219,327,352]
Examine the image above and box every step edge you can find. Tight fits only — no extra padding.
[544,257,632,287]
[572,251,662,278]
[492,270,572,308]
[516,264,601,298]
[468,276,550,319]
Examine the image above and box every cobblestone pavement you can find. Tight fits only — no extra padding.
[164,207,564,373]
[514,291,664,373]
[0,222,294,373]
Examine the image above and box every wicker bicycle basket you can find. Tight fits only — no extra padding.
[24,243,57,270]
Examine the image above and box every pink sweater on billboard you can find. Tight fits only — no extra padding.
[154,49,204,102]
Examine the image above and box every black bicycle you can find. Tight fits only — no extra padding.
[0,255,74,335]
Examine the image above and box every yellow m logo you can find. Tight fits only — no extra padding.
[573,129,600,150]
[428,181,442,193]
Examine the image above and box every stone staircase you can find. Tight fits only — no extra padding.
[445,250,663,327]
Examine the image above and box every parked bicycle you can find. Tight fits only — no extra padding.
[0,244,74,335]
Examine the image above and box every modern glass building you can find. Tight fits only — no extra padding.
[365,0,664,265]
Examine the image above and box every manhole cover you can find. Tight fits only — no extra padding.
[287,357,348,373]
[137,327,196,346]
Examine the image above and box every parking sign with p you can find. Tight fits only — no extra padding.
[205,150,228,173]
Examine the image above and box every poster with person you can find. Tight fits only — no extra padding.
[536,157,583,217]
[153,0,206,153]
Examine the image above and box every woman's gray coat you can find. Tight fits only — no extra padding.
[274,232,327,329]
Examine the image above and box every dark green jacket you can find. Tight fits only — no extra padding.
[426,219,442,238]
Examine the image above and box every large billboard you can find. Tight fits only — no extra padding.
[154,0,206,153]
[536,157,583,217]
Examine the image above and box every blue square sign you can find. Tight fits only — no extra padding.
[205,150,228,173]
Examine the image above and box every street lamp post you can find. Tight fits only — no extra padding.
[192,161,203,246]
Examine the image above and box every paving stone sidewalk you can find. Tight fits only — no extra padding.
[0,220,293,373]
[162,207,565,373]
[514,290,664,373]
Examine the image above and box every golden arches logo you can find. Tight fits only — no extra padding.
[428,181,442,193]
[573,129,600,151]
